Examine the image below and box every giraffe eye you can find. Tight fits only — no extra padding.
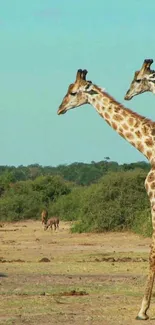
[136,79,141,83]
[70,92,77,96]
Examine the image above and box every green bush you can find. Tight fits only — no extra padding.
[132,209,152,237]
[0,163,152,238]
[49,187,84,221]
[0,193,43,221]
[0,175,71,222]
[71,170,150,233]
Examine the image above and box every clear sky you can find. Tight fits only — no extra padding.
[1,0,155,166]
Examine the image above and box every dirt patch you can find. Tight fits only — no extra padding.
[80,243,95,246]
[56,290,88,297]
[0,220,153,325]
[0,273,7,277]
[78,256,148,263]
[93,257,148,263]
[2,240,16,244]
[0,258,25,263]
[0,228,19,232]
[39,257,50,262]
[48,241,57,244]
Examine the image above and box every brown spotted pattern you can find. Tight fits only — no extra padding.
[122,123,129,130]
[89,86,155,162]
[57,71,155,319]
[88,84,155,320]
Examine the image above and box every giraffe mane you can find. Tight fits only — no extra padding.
[94,85,153,125]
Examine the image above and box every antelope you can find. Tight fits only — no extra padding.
[44,217,59,231]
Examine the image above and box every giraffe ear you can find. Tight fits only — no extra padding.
[137,59,153,79]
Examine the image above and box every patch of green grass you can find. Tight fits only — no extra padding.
[0,318,17,325]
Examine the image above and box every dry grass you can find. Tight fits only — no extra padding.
[0,220,155,324]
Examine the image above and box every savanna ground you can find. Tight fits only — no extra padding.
[0,221,155,325]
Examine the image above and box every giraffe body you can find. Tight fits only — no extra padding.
[57,69,155,319]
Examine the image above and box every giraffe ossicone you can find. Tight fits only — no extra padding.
[57,68,155,320]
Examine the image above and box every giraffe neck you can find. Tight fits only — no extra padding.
[87,85,154,163]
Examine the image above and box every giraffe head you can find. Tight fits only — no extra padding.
[124,59,155,100]
[57,69,94,115]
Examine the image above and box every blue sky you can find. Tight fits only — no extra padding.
[0,0,155,166]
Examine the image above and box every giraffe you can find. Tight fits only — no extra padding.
[125,59,155,100]
[41,209,48,225]
[57,69,155,320]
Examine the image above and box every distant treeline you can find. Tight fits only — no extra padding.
[0,160,150,185]
[0,160,152,237]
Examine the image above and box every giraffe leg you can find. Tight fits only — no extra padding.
[136,170,155,320]
[136,266,155,320]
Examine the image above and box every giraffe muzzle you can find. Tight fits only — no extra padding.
[57,107,66,115]
[124,92,132,100]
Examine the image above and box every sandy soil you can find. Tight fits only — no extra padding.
[0,220,155,325]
